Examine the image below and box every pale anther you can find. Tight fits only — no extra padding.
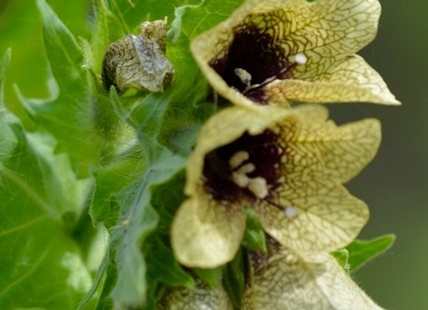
[232,172,250,188]
[237,163,256,175]
[229,151,250,169]
[234,68,252,87]
[248,177,268,199]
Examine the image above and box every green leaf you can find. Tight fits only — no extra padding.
[13,308,47,310]
[170,0,243,41]
[16,0,103,177]
[107,99,188,307]
[0,108,93,309]
[145,239,194,309]
[90,143,147,227]
[84,0,129,75]
[223,248,245,310]
[242,207,266,252]
[331,248,350,273]
[193,267,223,288]
[0,48,11,106]
[91,252,117,310]
[147,239,193,288]
[107,152,186,309]
[77,229,110,310]
[0,49,17,162]
[0,0,90,123]
[110,0,188,29]
[87,91,188,308]
[143,170,194,309]
[346,234,396,272]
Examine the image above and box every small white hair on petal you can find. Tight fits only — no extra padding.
[284,206,297,218]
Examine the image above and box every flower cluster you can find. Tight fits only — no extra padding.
[167,0,400,308]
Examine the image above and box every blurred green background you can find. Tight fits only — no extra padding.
[0,0,426,309]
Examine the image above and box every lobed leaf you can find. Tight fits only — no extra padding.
[0,96,93,310]
[16,0,103,177]
[346,235,396,272]
[242,207,267,252]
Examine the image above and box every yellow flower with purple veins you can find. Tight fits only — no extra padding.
[243,237,385,310]
[191,0,400,107]
[171,105,381,268]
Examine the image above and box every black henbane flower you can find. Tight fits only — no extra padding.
[191,0,400,107]
[171,105,381,268]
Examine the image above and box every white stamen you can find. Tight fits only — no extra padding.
[234,68,252,86]
[284,206,297,218]
[248,177,268,199]
[294,53,307,65]
[237,163,256,175]
[228,151,250,169]
[232,172,250,188]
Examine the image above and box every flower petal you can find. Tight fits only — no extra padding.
[243,244,386,310]
[285,112,382,183]
[266,55,400,104]
[249,107,375,252]
[159,280,233,310]
[171,196,246,268]
[315,118,382,183]
[253,176,369,254]
[286,0,381,76]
